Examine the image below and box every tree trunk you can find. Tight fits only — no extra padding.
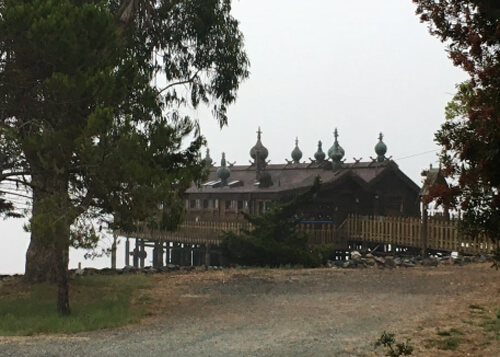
[55,240,71,315]
[25,181,58,282]
[25,233,57,282]
[24,173,73,314]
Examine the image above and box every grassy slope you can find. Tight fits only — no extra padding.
[0,274,154,336]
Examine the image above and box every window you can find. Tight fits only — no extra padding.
[203,200,210,209]
[225,200,237,210]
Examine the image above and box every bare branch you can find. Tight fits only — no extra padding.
[158,70,201,95]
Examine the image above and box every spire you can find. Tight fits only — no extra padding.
[203,148,213,169]
[314,140,326,163]
[374,132,387,162]
[216,152,231,186]
[291,137,303,163]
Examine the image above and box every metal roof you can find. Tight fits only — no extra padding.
[187,160,420,195]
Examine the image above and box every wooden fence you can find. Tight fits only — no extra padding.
[129,221,253,245]
[125,220,346,247]
[346,214,499,254]
[123,215,499,254]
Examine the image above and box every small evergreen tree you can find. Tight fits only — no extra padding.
[221,176,323,267]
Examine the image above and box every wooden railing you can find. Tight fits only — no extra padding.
[124,220,346,247]
[299,223,347,248]
[346,214,499,254]
[128,221,254,245]
[122,215,499,254]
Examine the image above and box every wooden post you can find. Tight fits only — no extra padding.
[205,243,211,270]
[125,237,130,266]
[140,239,145,268]
[164,242,169,266]
[155,241,164,268]
[111,234,117,269]
[171,244,180,265]
[421,203,428,257]
[133,238,139,268]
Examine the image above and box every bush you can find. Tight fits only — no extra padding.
[374,331,414,357]
[221,176,323,267]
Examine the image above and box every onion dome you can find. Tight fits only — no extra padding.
[328,128,345,161]
[216,152,231,186]
[375,132,387,162]
[203,148,213,169]
[291,137,303,163]
[250,127,269,163]
[314,140,326,163]
[328,128,345,171]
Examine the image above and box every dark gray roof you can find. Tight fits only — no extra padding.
[187,160,420,195]
[420,166,447,196]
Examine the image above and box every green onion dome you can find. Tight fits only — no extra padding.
[249,127,269,162]
[375,132,387,162]
[216,152,231,186]
[291,137,303,163]
[328,128,345,161]
[314,140,326,163]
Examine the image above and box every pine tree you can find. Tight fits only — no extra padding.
[222,177,322,267]
[0,0,249,314]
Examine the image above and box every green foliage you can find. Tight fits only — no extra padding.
[479,310,500,340]
[311,243,337,265]
[425,331,463,351]
[0,0,248,313]
[0,274,153,335]
[221,177,322,267]
[437,328,464,337]
[469,304,486,312]
[374,331,414,357]
[413,1,500,240]
[492,248,500,270]
[0,0,248,276]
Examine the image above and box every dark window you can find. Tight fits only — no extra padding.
[226,200,237,210]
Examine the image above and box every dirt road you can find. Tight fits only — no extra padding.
[0,264,498,356]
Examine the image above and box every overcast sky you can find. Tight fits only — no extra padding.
[0,0,466,275]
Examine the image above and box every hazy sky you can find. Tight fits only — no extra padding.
[0,0,466,274]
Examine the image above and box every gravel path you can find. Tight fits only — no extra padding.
[0,264,498,357]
